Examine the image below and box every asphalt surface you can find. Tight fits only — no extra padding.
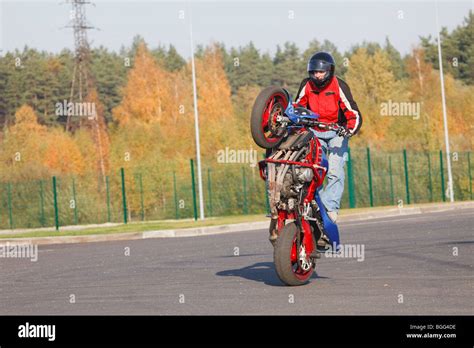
[0,208,473,315]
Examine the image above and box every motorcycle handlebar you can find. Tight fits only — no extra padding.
[277,115,340,131]
[298,118,340,131]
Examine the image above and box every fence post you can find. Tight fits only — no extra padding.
[39,180,45,227]
[242,167,248,214]
[72,178,78,225]
[389,156,394,205]
[439,150,446,202]
[427,152,433,202]
[468,152,472,200]
[6,183,13,229]
[403,149,410,205]
[105,176,111,222]
[138,173,144,221]
[207,168,213,217]
[190,159,198,221]
[52,176,59,231]
[120,168,128,224]
[347,147,356,208]
[173,172,179,220]
[366,147,374,207]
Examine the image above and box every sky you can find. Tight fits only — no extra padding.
[0,0,472,58]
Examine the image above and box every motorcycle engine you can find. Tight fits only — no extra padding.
[268,147,313,213]
[281,167,313,199]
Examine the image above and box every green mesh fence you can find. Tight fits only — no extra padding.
[0,150,472,230]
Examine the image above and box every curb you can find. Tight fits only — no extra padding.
[0,202,472,246]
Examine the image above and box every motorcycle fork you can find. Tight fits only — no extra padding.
[295,197,315,260]
[299,188,316,254]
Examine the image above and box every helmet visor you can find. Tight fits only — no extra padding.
[307,59,332,72]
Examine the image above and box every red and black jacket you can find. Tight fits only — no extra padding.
[294,76,362,135]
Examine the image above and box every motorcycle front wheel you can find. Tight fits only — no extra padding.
[274,222,314,286]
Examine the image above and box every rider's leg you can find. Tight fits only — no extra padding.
[319,134,349,221]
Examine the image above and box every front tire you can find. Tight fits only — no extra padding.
[274,223,314,286]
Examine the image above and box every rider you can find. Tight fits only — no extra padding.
[294,52,362,223]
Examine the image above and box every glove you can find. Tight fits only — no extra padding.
[337,126,353,138]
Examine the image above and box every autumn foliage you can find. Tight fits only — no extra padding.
[1,32,473,182]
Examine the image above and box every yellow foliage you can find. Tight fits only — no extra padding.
[345,48,402,148]
[194,44,236,159]
[0,106,46,181]
[42,128,85,175]
[0,105,86,180]
[12,105,46,134]
[113,42,173,126]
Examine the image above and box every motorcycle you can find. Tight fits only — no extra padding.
[250,86,341,286]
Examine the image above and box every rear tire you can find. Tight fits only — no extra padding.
[274,222,314,286]
[250,86,289,149]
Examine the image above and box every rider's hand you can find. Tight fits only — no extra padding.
[337,126,353,138]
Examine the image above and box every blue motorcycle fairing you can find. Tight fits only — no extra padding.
[320,147,328,171]
[314,193,341,253]
[285,103,319,124]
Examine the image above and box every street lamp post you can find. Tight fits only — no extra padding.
[189,13,206,219]
[435,1,454,202]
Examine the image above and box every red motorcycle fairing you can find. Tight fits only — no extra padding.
[260,132,328,257]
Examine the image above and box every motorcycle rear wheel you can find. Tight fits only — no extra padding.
[250,86,289,149]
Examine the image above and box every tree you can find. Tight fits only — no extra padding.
[345,48,402,147]
[194,44,236,157]
[224,41,273,93]
[272,42,305,94]
[90,46,127,122]
[420,11,473,84]
[42,128,86,176]
[165,45,186,71]
[112,42,173,126]
[384,37,406,80]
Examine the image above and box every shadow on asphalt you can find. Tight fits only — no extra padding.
[216,262,329,286]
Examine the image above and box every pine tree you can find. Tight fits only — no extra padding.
[384,37,406,80]
[272,42,305,95]
[165,45,186,71]
[90,46,127,122]
[420,11,473,84]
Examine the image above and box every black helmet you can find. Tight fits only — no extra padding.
[307,52,335,89]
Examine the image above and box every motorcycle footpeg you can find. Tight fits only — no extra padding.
[317,233,331,246]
